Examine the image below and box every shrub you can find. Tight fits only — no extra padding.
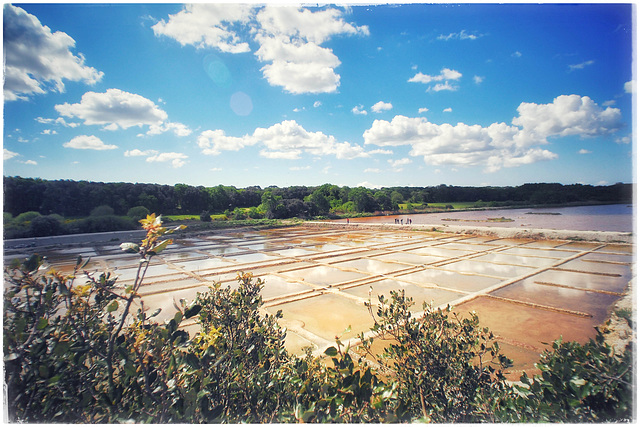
[127,205,150,221]
[359,291,512,422]
[90,205,114,216]
[247,206,263,219]
[68,215,136,234]
[507,333,633,422]
[14,211,41,224]
[200,210,212,222]
[29,214,64,237]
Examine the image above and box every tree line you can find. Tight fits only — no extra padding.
[3,176,632,221]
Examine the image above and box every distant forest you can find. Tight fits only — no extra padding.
[4,176,632,219]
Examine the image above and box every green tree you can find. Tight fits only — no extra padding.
[390,191,404,207]
[127,205,150,221]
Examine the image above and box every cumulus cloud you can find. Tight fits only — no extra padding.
[145,152,188,168]
[152,4,252,52]
[3,4,103,101]
[254,7,368,94]
[409,68,462,84]
[352,105,368,115]
[198,120,370,160]
[624,80,635,93]
[389,158,412,171]
[4,149,19,161]
[371,101,393,113]
[35,117,80,128]
[512,94,623,142]
[63,135,118,150]
[146,122,192,137]
[125,149,187,168]
[55,89,169,131]
[418,107,429,114]
[473,75,484,84]
[197,129,254,156]
[152,4,368,94]
[124,149,157,157]
[363,94,622,172]
[579,149,592,154]
[253,120,367,159]
[409,68,461,92]
[443,107,453,113]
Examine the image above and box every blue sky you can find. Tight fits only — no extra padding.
[2,2,635,189]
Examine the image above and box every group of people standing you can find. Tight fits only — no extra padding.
[394,218,412,225]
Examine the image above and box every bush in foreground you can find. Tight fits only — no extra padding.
[3,215,633,423]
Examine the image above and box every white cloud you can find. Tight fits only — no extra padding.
[568,60,594,71]
[371,101,393,113]
[145,152,188,168]
[63,135,118,150]
[389,158,412,171]
[290,165,312,171]
[364,168,381,173]
[41,129,57,135]
[313,101,322,108]
[197,129,254,156]
[429,82,457,92]
[368,149,393,155]
[55,89,168,130]
[198,119,369,160]
[356,181,382,189]
[253,120,367,159]
[578,149,592,154]
[352,105,368,115]
[473,75,484,84]
[443,107,453,113]
[125,148,187,168]
[616,135,631,144]
[153,5,368,94]
[363,95,621,172]
[437,30,480,41]
[146,122,192,137]
[624,80,635,93]
[124,149,157,157]
[3,4,103,101]
[20,160,38,165]
[35,117,80,128]
[512,51,522,58]
[512,94,623,141]
[408,68,462,84]
[4,149,19,161]
[418,108,429,114]
[152,4,253,53]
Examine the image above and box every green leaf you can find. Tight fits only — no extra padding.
[120,242,140,253]
[149,239,172,255]
[184,304,202,319]
[324,346,338,357]
[106,300,119,312]
[36,317,49,330]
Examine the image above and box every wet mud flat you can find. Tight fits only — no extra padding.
[4,225,634,380]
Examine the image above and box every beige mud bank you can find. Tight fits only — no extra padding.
[4,224,634,380]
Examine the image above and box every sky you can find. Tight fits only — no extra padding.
[2,2,635,189]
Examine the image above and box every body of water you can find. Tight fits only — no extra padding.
[346,204,634,232]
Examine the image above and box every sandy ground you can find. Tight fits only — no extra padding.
[309,221,634,244]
